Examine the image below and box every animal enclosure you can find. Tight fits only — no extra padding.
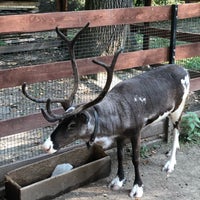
[0,2,200,189]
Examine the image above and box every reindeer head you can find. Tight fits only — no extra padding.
[22,23,122,154]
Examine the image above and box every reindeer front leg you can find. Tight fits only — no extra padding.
[130,134,144,198]
[109,137,126,190]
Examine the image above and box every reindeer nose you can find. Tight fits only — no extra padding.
[43,137,57,154]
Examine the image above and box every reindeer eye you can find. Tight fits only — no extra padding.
[68,121,76,130]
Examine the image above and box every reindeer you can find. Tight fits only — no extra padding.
[22,23,190,198]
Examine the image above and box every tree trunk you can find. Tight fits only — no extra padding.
[76,0,133,58]
[85,0,132,10]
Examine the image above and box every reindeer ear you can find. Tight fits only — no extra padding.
[79,112,89,124]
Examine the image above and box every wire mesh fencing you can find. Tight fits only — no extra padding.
[0,70,142,166]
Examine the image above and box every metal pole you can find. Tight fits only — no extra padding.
[169,4,178,64]
[143,0,152,50]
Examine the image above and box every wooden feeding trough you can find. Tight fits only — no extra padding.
[5,145,111,200]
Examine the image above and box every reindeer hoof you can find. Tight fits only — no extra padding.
[129,184,144,198]
[108,176,126,190]
[162,160,176,173]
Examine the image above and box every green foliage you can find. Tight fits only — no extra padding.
[140,145,149,158]
[179,57,200,71]
[152,0,185,6]
[133,0,144,6]
[133,0,186,6]
[180,112,200,144]
[140,144,159,158]
[68,0,85,11]
[0,40,6,46]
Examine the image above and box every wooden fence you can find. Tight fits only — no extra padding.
[0,3,199,147]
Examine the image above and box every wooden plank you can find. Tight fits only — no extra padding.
[142,120,165,139]
[0,6,172,34]
[190,77,200,92]
[0,39,62,54]
[0,62,74,89]
[0,47,169,89]
[178,3,200,19]
[0,4,199,34]
[0,112,56,137]
[1,43,199,89]
[176,42,200,60]
[0,3,199,34]
[0,43,199,89]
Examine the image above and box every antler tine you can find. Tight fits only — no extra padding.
[41,23,90,121]
[55,22,90,106]
[42,48,123,121]
[41,98,77,122]
[41,108,57,123]
[22,82,47,103]
[41,99,62,122]
[22,82,70,104]
[49,47,123,119]
[56,22,90,47]
[22,23,90,122]
[79,47,123,109]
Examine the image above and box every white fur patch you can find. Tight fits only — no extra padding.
[174,128,180,150]
[163,128,179,173]
[170,74,190,123]
[163,159,176,174]
[181,73,190,90]
[145,110,173,126]
[43,137,57,154]
[139,97,146,103]
[153,110,172,124]
[108,176,126,190]
[65,106,75,113]
[94,136,115,149]
[163,74,190,174]
[134,95,146,104]
[129,184,144,198]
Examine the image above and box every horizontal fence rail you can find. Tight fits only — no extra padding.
[0,3,199,34]
[0,43,199,90]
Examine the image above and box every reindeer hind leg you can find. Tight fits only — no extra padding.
[163,73,190,174]
[163,101,186,173]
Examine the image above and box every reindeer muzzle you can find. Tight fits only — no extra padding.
[43,137,57,154]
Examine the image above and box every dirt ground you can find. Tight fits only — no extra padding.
[52,143,200,200]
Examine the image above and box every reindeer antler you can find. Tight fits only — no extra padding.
[22,23,90,113]
[55,23,89,108]
[42,48,123,122]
